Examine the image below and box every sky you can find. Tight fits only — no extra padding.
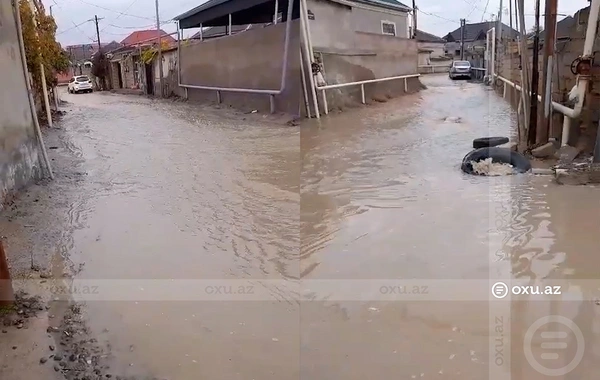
[46,0,592,47]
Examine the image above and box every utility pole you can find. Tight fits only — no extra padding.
[528,0,541,146]
[412,0,417,39]
[92,16,105,89]
[155,0,164,98]
[94,15,101,51]
[539,0,558,143]
[460,18,466,60]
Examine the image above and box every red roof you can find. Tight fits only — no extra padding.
[120,30,176,46]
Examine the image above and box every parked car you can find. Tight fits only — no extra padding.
[68,75,93,94]
[449,61,472,80]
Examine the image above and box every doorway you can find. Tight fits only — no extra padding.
[117,63,124,89]
[145,63,154,96]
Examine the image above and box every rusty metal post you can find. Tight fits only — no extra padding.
[0,240,15,307]
[539,0,558,144]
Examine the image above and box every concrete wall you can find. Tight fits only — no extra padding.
[307,0,409,51]
[152,49,181,97]
[418,41,446,59]
[0,1,41,207]
[315,34,419,111]
[180,20,301,115]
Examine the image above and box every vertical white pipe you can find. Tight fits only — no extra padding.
[299,48,311,118]
[300,0,320,118]
[322,90,328,114]
[228,14,232,35]
[360,85,365,104]
[274,0,279,24]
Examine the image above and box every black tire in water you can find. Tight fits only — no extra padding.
[472,136,510,149]
[461,147,532,175]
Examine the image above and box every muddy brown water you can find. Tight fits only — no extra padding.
[2,76,600,379]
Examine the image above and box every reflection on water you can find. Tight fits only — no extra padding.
[300,75,600,379]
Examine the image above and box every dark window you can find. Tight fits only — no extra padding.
[382,22,396,36]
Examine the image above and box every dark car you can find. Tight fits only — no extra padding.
[449,61,472,80]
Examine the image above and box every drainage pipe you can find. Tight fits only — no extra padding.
[300,0,320,118]
[177,0,295,113]
[299,47,311,118]
[300,0,315,61]
[13,0,53,180]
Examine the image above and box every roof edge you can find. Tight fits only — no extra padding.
[349,0,411,11]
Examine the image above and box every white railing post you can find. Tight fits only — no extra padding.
[361,85,365,104]
[322,90,328,114]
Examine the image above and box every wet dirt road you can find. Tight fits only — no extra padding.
[2,75,600,380]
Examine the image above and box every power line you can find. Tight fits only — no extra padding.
[72,0,155,21]
[56,19,92,35]
[99,0,140,33]
[418,9,460,24]
[481,0,491,21]
[73,20,96,42]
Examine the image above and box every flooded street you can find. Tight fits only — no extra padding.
[2,74,600,379]
[301,75,600,379]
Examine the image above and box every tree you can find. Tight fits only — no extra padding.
[91,50,109,90]
[19,0,69,93]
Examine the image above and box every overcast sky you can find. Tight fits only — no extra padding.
[46,0,592,46]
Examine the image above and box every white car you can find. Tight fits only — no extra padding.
[68,75,93,94]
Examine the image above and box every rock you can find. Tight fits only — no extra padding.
[531,142,557,158]
[443,116,462,123]
[47,326,59,333]
[12,346,17,350]
[39,273,51,279]
[60,360,67,367]
[69,354,77,362]
[16,324,23,329]
[54,353,63,361]
[54,364,61,372]
[555,169,591,185]
[1,330,7,333]
[49,345,55,351]
[40,357,48,364]
[555,145,582,164]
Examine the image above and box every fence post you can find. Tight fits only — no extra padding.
[360,85,365,104]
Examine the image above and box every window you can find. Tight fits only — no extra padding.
[381,21,396,36]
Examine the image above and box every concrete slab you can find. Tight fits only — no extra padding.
[531,142,556,158]
[555,145,582,164]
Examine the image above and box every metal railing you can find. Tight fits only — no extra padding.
[317,74,421,115]
[418,64,450,74]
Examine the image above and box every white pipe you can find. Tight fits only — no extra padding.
[274,0,279,24]
[317,73,421,90]
[13,1,54,180]
[561,116,571,146]
[300,0,320,118]
[299,47,311,118]
[301,0,315,60]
